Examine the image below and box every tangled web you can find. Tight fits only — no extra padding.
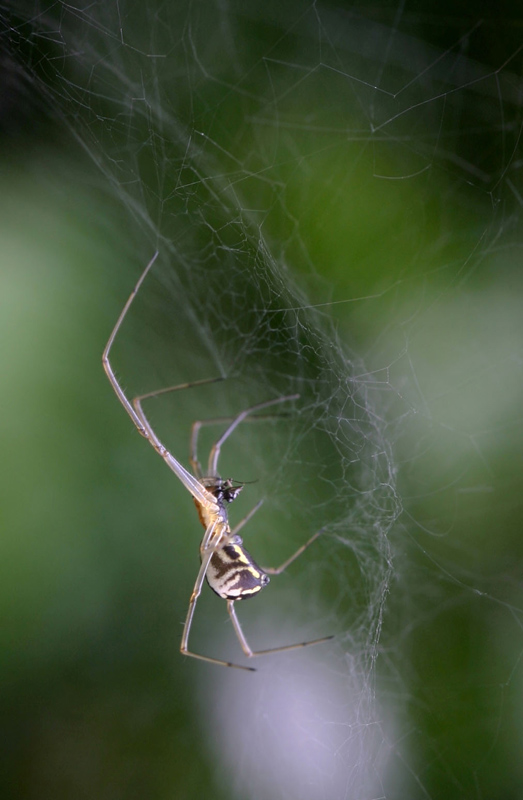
[4,2,523,798]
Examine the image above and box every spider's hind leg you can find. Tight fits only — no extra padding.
[227,599,333,659]
[226,529,332,660]
[179,532,257,672]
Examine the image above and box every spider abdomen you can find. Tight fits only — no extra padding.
[206,540,270,600]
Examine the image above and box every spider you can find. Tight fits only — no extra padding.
[102,252,331,671]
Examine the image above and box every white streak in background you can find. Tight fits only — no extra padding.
[201,634,393,800]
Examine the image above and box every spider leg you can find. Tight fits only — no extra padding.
[131,393,215,508]
[180,522,256,672]
[206,394,300,476]
[230,499,265,537]
[103,252,159,438]
[132,376,225,413]
[227,600,333,658]
[103,253,216,510]
[131,376,225,479]
[189,407,295,479]
[262,529,324,575]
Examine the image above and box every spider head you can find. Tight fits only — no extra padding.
[219,479,244,503]
[203,477,245,504]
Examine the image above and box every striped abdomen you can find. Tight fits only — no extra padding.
[206,536,270,600]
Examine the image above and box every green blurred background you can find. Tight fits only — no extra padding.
[2,2,523,798]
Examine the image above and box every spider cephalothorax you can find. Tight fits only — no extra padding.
[205,478,244,505]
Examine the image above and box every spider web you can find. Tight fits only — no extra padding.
[3,2,523,799]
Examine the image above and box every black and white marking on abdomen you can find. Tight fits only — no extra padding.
[206,541,270,600]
